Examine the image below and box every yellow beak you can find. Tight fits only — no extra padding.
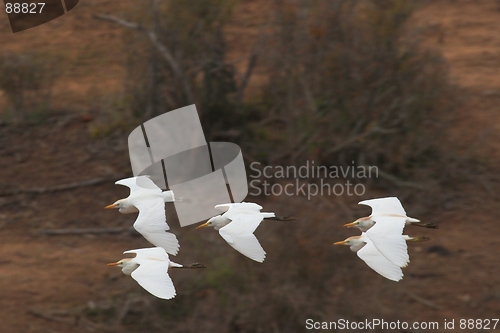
[343,222,356,228]
[196,221,210,230]
[105,203,118,209]
[107,262,119,266]
[333,240,346,245]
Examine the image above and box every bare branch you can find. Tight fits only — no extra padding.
[375,169,431,191]
[236,54,258,106]
[0,174,125,197]
[93,14,195,104]
[325,124,399,156]
[93,13,140,29]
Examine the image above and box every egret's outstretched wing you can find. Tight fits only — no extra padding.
[215,202,263,214]
[133,197,179,255]
[366,215,409,267]
[219,231,266,262]
[359,197,406,216]
[115,175,161,195]
[124,248,176,299]
[356,238,403,282]
[218,212,266,262]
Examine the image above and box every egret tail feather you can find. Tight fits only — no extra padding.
[407,236,431,242]
[265,215,297,221]
[412,222,439,229]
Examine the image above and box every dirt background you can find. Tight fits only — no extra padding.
[0,0,499,332]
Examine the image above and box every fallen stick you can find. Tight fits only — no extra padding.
[28,308,76,325]
[407,292,443,310]
[35,227,134,236]
[0,174,125,197]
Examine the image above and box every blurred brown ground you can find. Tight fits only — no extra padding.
[0,0,499,332]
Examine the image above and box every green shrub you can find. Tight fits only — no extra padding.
[0,52,58,124]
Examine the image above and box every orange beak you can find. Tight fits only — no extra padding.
[105,203,118,209]
[343,222,356,228]
[333,241,346,245]
[196,221,210,230]
[107,262,119,266]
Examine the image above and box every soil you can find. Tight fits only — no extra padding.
[0,1,499,332]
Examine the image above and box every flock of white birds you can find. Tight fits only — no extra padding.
[105,175,287,299]
[105,175,437,299]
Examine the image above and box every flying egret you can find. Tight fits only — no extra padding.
[334,233,430,281]
[107,247,205,300]
[334,235,403,282]
[343,197,438,231]
[196,202,292,263]
[105,175,182,255]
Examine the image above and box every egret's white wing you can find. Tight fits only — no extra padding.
[366,215,409,267]
[133,196,179,255]
[218,212,266,262]
[116,175,161,195]
[215,202,263,213]
[219,231,266,262]
[124,247,168,259]
[124,248,176,299]
[359,197,406,216]
[356,237,403,282]
[214,203,233,213]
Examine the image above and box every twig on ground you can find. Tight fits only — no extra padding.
[28,308,77,325]
[34,227,134,236]
[0,174,125,197]
[407,292,443,310]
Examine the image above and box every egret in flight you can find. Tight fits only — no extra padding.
[334,234,403,281]
[107,247,205,300]
[343,197,438,231]
[196,202,293,263]
[105,175,182,255]
[334,233,430,281]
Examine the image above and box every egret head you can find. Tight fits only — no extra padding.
[333,236,361,246]
[196,215,221,229]
[343,216,372,228]
[105,199,126,211]
[107,258,131,267]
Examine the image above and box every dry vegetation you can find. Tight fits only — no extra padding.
[0,0,499,332]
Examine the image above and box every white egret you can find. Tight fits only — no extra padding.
[343,197,437,231]
[105,175,181,255]
[334,235,403,282]
[107,247,205,300]
[196,202,288,263]
[334,233,430,281]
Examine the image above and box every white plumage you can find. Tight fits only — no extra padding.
[335,196,433,281]
[343,197,435,232]
[335,234,404,281]
[108,247,178,299]
[105,176,179,255]
[364,214,410,268]
[196,202,275,263]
